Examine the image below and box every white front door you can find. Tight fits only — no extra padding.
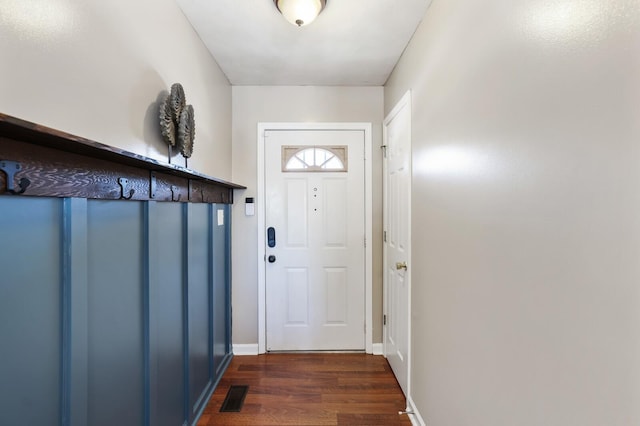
[384,92,412,395]
[264,129,366,351]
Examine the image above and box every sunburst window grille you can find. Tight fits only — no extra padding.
[282,146,348,172]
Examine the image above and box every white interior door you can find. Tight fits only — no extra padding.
[384,92,411,395]
[265,129,366,351]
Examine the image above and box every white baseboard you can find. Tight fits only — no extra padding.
[372,343,384,355]
[234,343,383,356]
[232,344,259,356]
[406,395,426,426]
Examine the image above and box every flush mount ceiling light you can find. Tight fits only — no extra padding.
[274,0,327,27]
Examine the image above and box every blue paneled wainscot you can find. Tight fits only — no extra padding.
[0,114,243,426]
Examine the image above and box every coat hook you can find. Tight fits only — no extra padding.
[200,188,210,203]
[0,160,31,195]
[149,171,157,199]
[8,177,31,195]
[118,177,135,200]
[171,185,181,202]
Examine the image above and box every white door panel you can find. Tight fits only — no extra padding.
[265,130,365,351]
[384,92,412,395]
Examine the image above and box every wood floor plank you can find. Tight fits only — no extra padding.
[197,353,411,426]
[338,413,412,426]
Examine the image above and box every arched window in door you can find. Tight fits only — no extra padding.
[282,146,348,172]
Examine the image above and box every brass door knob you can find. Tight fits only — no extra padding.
[395,262,407,271]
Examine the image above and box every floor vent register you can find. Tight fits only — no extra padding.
[219,385,249,412]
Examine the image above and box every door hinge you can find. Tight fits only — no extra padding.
[381,145,387,158]
[364,237,366,248]
[383,314,387,325]
[383,231,387,242]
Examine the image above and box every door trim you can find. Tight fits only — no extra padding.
[257,122,373,354]
[383,90,412,395]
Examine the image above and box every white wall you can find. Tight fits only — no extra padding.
[231,86,384,345]
[0,0,231,178]
[385,0,640,424]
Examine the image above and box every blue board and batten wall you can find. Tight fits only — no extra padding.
[0,197,233,426]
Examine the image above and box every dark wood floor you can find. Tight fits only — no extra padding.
[197,353,412,425]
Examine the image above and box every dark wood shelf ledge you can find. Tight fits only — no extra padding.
[0,113,245,203]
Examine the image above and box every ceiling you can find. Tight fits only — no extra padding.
[176,0,433,86]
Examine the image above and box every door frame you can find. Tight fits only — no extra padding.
[257,122,373,354]
[383,90,412,394]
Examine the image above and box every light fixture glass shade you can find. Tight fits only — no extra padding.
[274,0,326,27]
